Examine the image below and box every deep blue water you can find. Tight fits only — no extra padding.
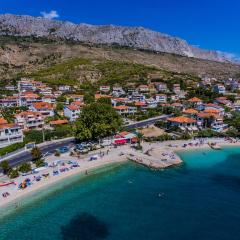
[1,147,240,240]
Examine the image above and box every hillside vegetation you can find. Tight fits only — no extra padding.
[0,36,239,86]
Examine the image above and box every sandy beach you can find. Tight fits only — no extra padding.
[1,138,240,211]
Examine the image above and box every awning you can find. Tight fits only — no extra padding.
[114,139,127,144]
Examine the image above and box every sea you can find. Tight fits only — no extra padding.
[0,146,240,240]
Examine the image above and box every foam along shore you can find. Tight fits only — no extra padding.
[0,146,129,210]
[0,143,183,210]
[1,138,239,211]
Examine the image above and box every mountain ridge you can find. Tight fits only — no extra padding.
[0,14,236,63]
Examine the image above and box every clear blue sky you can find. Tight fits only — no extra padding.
[0,0,239,56]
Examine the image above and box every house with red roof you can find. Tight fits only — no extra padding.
[15,111,44,130]
[64,105,80,121]
[49,119,69,126]
[19,92,41,107]
[167,116,197,131]
[31,102,55,117]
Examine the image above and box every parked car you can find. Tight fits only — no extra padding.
[56,146,69,154]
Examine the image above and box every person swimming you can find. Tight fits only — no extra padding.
[158,193,165,198]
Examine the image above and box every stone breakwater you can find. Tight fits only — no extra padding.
[125,148,182,169]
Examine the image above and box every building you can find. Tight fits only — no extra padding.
[213,84,226,94]
[114,106,129,115]
[167,116,197,129]
[204,103,225,116]
[100,86,111,92]
[183,108,199,117]
[38,86,53,96]
[15,111,44,130]
[49,119,69,127]
[64,105,80,121]
[0,123,23,148]
[137,85,149,92]
[155,94,167,103]
[112,87,125,97]
[146,98,157,108]
[31,102,55,117]
[58,85,72,92]
[19,92,41,107]
[129,92,145,102]
[173,84,181,94]
[214,97,232,107]
[0,96,19,107]
[4,85,17,91]
[69,94,84,102]
[187,97,204,110]
[155,83,168,92]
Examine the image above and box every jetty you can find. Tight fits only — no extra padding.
[125,148,182,169]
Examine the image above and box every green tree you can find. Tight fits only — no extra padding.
[56,102,64,111]
[18,163,32,173]
[75,102,123,141]
[97,97,112,105]
[0,160,12,175]
[8,169,19,179]
[35,159,45,168]
[24,130,43,144]
[31,147,42,161]
[56,95,67,103]
[83,92,95,104]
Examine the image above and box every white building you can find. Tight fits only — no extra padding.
[155,83,168,92]
[155,94,167,103]
[213,84,226,94]
[0,123,23,148]
[0,96,19,107]
[15,111,44,130]
[64,105,80,121]
[31,102,55,118]
[100,86,111,92]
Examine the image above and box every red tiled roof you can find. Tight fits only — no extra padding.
[50,119,69,125]
[188,97,202,103]
[0,123,19,129]
[168,116,196,123]
[68,105,79,111]
[114,106,129,110]
[135,101,146,107]
[183,109,198,114]
[33,102,54,110]
[0,118,7,125]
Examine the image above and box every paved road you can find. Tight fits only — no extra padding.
[0,115,169,169]
[4,138,75,168]
[125,115,169,130]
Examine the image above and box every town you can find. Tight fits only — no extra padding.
[0,75,240,151]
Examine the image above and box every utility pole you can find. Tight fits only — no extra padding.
[42,127,45,142]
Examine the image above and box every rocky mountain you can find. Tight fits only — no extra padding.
[0,14,235,63]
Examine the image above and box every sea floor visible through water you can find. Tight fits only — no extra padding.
[1,146,240,240]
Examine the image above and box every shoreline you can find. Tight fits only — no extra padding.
[0,155,127,211]
[1,139,240,212]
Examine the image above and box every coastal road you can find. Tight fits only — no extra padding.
[2,138,75,168]
[0,115,170,169]
[125,114,170,130]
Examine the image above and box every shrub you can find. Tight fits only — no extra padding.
[8,169,19,179]
[0,142,25,157]
[18,163,32,173]
[0,160,12,175]
[55,151,61,157]
[35,159,45,168]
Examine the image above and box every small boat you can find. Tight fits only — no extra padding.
[0,182,16,187]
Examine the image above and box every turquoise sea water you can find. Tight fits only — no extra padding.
[1,147,240,240]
